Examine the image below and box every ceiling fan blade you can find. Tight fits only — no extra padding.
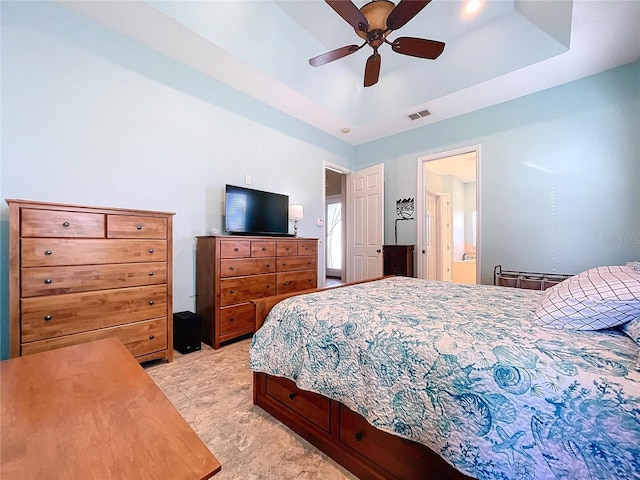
[386,0,431,31]
[325,0,369,33]
[391,37,445,59]
[364,52,381,87]
[309,45,361,67]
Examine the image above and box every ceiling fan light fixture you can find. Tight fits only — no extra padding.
[355,0,396,40]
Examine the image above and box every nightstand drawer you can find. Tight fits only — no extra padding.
[21,209,104,238]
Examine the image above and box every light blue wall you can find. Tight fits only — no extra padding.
[357,61,640,283]
[0,1,353,359]
[2,1,639,360]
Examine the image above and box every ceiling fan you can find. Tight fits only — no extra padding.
[309,0,445,87]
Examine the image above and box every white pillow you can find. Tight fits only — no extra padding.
[532,266,640,330]
[620,317,640,370]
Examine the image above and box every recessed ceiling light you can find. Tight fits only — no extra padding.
[341,128,351,134]
[463,0,483,15]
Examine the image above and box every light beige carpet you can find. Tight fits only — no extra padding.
[144,339,357,480]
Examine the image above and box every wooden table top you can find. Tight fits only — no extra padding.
[0,337,221,480]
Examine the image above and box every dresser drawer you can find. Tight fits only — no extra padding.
[219,258,275,278]
[219,274,276,306]
[21,317,168,358]
[220,240,251,258]
[21,262,167,297]
[107,215,167,239]
[277,255,317,272]
[21,239,167,267]
[276,241,297,256]
[219,303,254,336]
[266,375,331,432]
[297,240,317,256]
[277,270,317,295]
[21,209,104,238]
[21,285,167,342]
[251,241,276,257]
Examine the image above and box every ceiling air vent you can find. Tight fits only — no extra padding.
[408,109,431,121]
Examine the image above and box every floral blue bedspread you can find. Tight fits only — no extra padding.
[249,277,640,480]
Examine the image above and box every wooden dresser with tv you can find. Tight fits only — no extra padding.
[196,235,318,349]
[6,199,174,363]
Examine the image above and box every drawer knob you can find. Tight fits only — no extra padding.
[62,221,70,228]
[229,266,235,271]
[266,264,271,268]
[149,248,155,254]
[229,318,235,322]
[149,300,155,305]
[262,247,266,251]
[266,285,271,289]
[282,282,288,286]
[282,262,287,266]
[149,271,155,276]
[44,250,52,256]
[234,247,239,252]
[44,315,52,321]
[44,278,52,284]
[355,432,364,442]
[149,335,155,340]
[230,290,235,294]
[137,225,143,230]
[289,392,297,400]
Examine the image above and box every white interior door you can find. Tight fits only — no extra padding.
[425,192,439,280]
[347,163,384,283]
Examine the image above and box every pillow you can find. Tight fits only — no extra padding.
[627,261,640,273]
[532,265,640,330]
[620,317,640,370]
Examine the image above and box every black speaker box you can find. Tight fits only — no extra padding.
[173,311,202,354]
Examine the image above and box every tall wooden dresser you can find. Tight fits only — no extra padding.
[196,236,318,349]
[7,199,174,363]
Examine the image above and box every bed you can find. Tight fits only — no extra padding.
[250,273,640,480]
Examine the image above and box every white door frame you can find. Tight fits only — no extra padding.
[416,145,481,282]
[323,162,352,286]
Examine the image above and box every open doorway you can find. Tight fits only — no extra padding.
[325,167,347,286]
[416,146,480,284]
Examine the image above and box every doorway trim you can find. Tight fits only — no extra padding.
[416,145,481,282]
[323,161,352,287]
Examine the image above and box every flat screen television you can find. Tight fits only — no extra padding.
[224,184,290,236]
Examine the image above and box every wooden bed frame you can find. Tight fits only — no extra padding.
[252,279,474,480]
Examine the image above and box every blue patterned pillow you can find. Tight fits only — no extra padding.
[532,266,640,330]
[621,317,640,370]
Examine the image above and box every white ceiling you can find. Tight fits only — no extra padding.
[60,0,640,146]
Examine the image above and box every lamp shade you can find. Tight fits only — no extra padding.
[289,204,304,220]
